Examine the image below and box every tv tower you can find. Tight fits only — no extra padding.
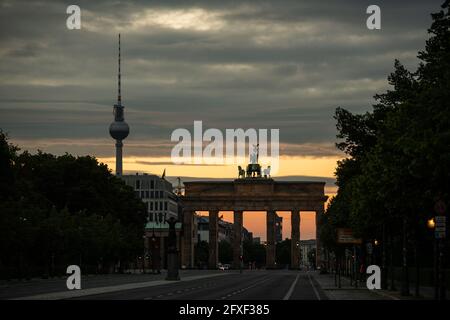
[109,34,129,176]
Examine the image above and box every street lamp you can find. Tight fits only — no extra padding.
[151,233,158,274]
[142,234,147,274]
[427,218,435,229]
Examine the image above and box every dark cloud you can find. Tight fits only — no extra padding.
[0,0,445,159]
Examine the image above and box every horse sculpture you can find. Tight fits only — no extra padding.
[246,163,261,178]
[238,166,246,179]
[263,166,271,178]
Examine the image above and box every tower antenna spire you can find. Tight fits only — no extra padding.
[118,33,121,104]
[110,33,129,176]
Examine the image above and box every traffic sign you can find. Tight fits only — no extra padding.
[435,215,446,239]
[436,216,446,224]
[337,228,362,244]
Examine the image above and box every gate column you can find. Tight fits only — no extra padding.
[233,210,243,269]
[291,210,300,269]
[208,210,219,269]
[316,205,325,269]
[182,209,195,268]
[266,210,276,269]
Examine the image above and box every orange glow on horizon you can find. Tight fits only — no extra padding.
[97,155,341,179]
[98,155,340,241]
[198,211,318,241]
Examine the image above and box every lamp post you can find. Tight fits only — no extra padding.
[240,231,243,274]
[150,227,158,274]
[142,234,147,274]
[165,217,180,281]
[400,217,410,296]
[427,217,438,299]
[433,199,447,301]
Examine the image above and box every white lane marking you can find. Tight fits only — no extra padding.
[308,273,321,300]
[219,276,271,300]
[283,273,300,300]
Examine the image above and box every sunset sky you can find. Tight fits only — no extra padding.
[0,0,441,240]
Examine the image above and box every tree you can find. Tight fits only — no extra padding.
[321,1,450,296]
[195,241,209,268]
[219,240,233,264]
[276,239,291,267]
[0,132,147,279]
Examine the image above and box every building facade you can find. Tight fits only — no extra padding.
[122,173,179,223]
[121,173,181,270]
[300,239,316,269]
[196,215,250,244]
[275,214,283,243]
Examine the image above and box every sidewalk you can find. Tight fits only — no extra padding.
[312,271,449,300]
[311,272,392,300]
[0,270,227,300]
[8,272,232,300]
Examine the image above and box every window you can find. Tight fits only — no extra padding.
[160,191,164,198]
[164,202,168,211]
[145,191,149,198]
[135,180,140,189]
[140,191,145,198]
[150,202,153,211]
[149,213,153,222]
[134,191,139,198]
[150,180,154,189]
[155,191,159,199]
[159,212,163,223]
[150,191,154,198]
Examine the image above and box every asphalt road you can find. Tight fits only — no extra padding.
[68,270,328,300]
[0,270,215,299]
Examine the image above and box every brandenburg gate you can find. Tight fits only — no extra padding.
[180,178,328,269]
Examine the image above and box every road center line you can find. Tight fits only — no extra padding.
[283,273,300,300]
[218,275,271,300]
[307,273,321,300]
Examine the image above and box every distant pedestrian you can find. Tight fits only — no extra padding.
[360,263,365,282]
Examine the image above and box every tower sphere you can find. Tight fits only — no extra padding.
[109,120,129,140]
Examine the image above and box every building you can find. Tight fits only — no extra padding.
[253,237,261,245]
[122,173,181,270]
[122,173,179,223]
[196,216,251,244]
[300,239,316,268]
[275,214,283,243]
[219,219,234,242]
[196,216,209,243]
